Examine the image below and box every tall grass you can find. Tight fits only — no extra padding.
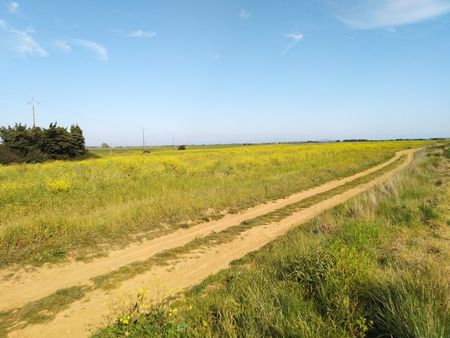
[95,146,449,337]
[0,141,425,267]
[366,270,449,338]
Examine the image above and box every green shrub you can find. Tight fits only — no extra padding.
[0,144,24,164]
[0,123,87,164]
[25,147,49,163]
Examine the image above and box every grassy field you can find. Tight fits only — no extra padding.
[95,144,449,338]
[89,144,249,157]
[0,141,426,267]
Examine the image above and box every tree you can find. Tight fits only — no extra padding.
[0,144,23,164]
[42,123,74,159]
[70,124,87,157]
[0,122,88,164]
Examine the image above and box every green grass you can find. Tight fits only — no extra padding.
[94,147,449,337]
[0,147,412,336]
[88,144,254,158]
[91,155,407,290]
[0,286,89,337]
[0,141,427,267]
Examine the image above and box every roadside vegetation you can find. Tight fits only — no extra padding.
[0,144,413,337]
[95,143,449,337]
[0,142,423,266]
[0,141,425,267]
[90,154,407,291]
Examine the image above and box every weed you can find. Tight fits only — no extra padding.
[0,141,426,267]
[0,286,89,336]
[365,271,449,338]
[94,148,449,338]
[91,155,406,290]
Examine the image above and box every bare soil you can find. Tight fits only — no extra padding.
[3,149,417,337]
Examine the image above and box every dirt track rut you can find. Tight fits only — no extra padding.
[4,149,417,337]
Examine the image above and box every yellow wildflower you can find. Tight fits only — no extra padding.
[47,179,71,193]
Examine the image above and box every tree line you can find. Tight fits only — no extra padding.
[0,123,89,164]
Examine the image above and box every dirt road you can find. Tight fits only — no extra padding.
[4,148,417,337]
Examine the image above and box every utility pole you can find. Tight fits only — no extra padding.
[172,136,175,150]
[27,97,38,128]
[142,127,146,151]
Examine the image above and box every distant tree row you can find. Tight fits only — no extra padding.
[0,123,88,164]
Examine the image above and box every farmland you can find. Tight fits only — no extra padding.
[0,141,425,268]
[1,141,448,338]
[95,143,450,338]
[2,1,449,337]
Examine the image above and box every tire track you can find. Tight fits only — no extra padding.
[7,149,418,338]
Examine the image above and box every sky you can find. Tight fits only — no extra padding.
[0,0,449,146]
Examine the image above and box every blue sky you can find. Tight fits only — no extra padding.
[0,0,449,146]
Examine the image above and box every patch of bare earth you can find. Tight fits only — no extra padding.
[2,149,417,337]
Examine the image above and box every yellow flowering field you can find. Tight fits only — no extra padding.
[0,141,426,266]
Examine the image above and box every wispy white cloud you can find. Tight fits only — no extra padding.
[336,0,450,29]
[1,20,107,60]
[0,20,47,57]
[54,40,72,53]
[10,29,47,56]
[125,30,156,38]
[285,32,304,41]
[73,39,108,61]
[7,1,19,14]
[282,32,304,55]
[239,9,250,19]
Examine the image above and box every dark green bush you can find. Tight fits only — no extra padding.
[0,144,23,164]
[0,123,88,164]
